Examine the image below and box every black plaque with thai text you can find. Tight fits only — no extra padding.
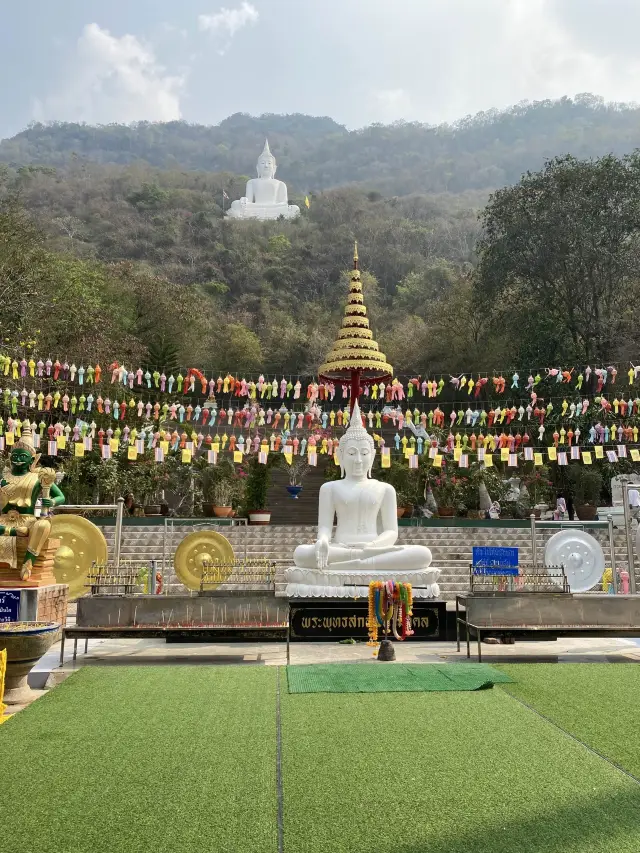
[289,599,446,641]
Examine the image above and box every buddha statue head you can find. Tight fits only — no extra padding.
[338,401,375,480]
[11,421,39,474]
[256,139,277,179]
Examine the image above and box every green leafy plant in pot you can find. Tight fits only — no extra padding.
[244,454,281,524]
[567,465,603,520]
[201,457,244,518]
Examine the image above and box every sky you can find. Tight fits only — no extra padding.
[2,0,640,139]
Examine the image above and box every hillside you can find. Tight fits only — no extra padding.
[2,95,640,195]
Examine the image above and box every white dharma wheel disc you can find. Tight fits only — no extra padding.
[544,530,605,592]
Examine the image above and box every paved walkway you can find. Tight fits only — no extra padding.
[42,634,640,672]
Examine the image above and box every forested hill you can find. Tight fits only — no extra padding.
[2,95,640,195]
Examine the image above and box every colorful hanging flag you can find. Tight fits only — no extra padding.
[571,446,581,460]
[155,447,164,463]
[606,450,618,463]
[618,445,627,458]
[558,452,567,466]
[524,447,533,461]
[304,196,310,208]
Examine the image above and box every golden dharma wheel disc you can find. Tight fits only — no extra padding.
[173,530,235,591]
[51,515,108,599]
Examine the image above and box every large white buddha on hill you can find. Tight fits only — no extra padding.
[226,139,300,220]
[284,402,441,598]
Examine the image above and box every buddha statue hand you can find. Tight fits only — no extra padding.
[315,536,330,569]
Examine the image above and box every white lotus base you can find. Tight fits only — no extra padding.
[283,565,441,599]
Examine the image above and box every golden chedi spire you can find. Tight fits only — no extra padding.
[319,242,393,381]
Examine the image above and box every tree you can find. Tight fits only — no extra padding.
[476,152,640,360]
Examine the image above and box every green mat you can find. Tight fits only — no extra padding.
[286,662,513,693]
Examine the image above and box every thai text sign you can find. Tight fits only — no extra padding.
[472,546,519,576]
[0,590,20,623]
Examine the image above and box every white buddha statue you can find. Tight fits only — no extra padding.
[284,402,440,598]
[226,139,300,220]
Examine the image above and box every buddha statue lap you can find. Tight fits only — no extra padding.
[227,140,300,221]
[285,403,440,598]
[0,423,65,581]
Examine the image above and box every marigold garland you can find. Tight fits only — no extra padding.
[367,580,414,648]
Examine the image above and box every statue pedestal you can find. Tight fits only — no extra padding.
[0,538,60,588]
[0,583,68,631]
[282,565,441,600]
[288,598,447,642]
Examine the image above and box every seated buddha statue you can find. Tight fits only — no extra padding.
[227,140,300,220]
[0,423,65,580]
[285,403,440,598]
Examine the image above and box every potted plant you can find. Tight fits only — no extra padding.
[200,458,244,517]
[286,457,310,499]
[395,491,408,518]
[431,471,463,517]
[521,467,554,518]
[568,466,603,520]
[244,454,280,524]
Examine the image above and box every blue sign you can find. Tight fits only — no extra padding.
[472,546,519,576]
[0,590,20,623]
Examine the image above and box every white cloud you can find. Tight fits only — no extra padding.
[34,23,184,125]
[198,2,259,54]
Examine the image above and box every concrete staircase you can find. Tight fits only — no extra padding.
[102,523,637,601]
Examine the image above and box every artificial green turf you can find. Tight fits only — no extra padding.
[287,662,513,693]
[280,671,640,853]
[0,666,278,853]
[498,663,640,779]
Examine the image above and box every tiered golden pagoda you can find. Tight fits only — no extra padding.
[319,243,393,398]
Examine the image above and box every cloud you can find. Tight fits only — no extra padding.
[34,23,184,125]
[198,2,259,54]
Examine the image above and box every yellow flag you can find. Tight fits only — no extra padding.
[594,445,604,459]
[233,451,243,463]
[433,454,443,468]
[57,436,66,450]
[75,442,85,458]
[334,453,340,466]
[534,453,543,466]
[5,432,14,446]
[484,454,493,467]
[381,455,391,468]
[453,448,462,462]
[548,447,557,461]
[182,448,193,463]
[582,451,592,465]
[304,195,310,209]
[631,449,640,463]
[284,452,293,464]
[110,439,119,453]
[160,440,169,453]
[404,448,414,458]
[127,446,137,460]
[500,447,509,462]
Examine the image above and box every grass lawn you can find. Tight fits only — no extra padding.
[2,663,640,853]
[280,670,640,853]
[498,663,640,778]
[0,666,278,853]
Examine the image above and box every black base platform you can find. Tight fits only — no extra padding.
[289,598,448,642]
